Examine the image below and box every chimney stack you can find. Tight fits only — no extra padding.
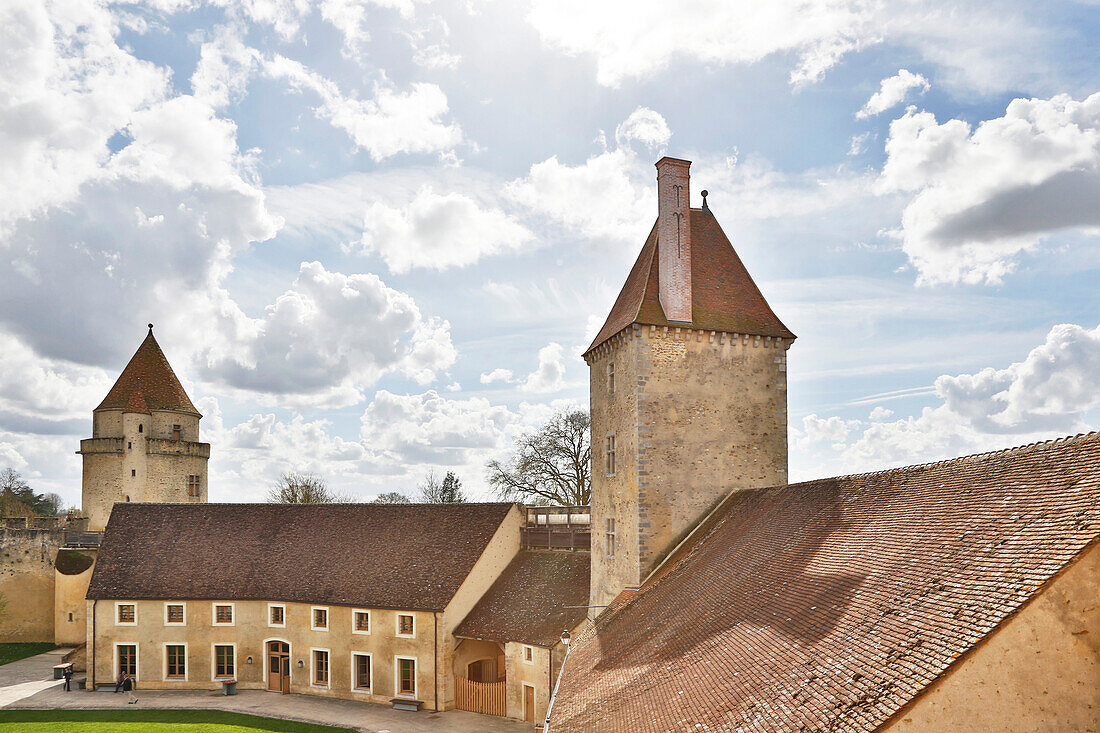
[655,157,692,323]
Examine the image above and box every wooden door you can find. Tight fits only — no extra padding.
[524,684,535,723]
[267,641,289,692]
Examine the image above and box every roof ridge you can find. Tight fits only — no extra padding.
[799,431,1100,484]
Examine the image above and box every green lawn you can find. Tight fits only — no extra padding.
[0,710,356,733]
[0,644,56,667]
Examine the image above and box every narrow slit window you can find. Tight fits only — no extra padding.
[606,435,616,476]
[606,518,616,558]
[607,361,615,394]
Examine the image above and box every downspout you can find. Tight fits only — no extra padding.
[543,641,571,732]
[90,599,96,690]
[435,611,440,708]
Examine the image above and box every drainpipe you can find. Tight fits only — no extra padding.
[90,600,96,690]
[433,612,439,711]
[543,634,572,732]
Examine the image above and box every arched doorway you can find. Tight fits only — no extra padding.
[266,640,290,693]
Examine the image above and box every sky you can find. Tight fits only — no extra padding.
[1,0,1099,507]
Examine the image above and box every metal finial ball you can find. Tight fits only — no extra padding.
[701,190,709,198]
[148,323,154,331]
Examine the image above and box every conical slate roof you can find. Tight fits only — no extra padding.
[95,328,199,415]
[585,208,794,355]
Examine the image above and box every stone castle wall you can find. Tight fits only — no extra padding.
[588,324,791,609]
[0,523,64,642]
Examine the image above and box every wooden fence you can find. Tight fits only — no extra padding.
[455,676,507,717]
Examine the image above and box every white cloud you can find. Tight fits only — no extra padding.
[202,261,457,407]
[868,406,894,421]
[857,69,929,118]
[877,93,1100,284]
[520,342,568,393]
[190,24,259,108]
[356,185,534,273]
[792,323,1100,479]
[524,1,1054,94]
[480,368,514,384]
[614,106,671,150]
[265,55,462,160]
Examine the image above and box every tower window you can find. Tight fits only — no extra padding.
[607,361,615,394]
[138,424,143,433]
[606,518,616,558]
[131,469,136,477]
[605,435,616,476]
[172,424,181,441]
[127,442,132,450]
[187,475,201,498]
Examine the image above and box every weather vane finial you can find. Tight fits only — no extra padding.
[701,189,709,211]
[148,323,154,333]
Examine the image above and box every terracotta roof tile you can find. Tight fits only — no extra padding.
[548,433,1100,732]
[455,550,590,647]
[96,329,198,415]
[586,209,794,355]
[88,502,517,611]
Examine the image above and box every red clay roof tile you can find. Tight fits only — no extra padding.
[96,329,198,415]
[548,433,1100,732]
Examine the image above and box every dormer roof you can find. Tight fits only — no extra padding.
[585,209,795,356]
[95,328,199,416]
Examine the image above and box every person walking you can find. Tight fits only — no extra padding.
[62,665,73,692]
[123,672,137,704]
[114,669,125,693]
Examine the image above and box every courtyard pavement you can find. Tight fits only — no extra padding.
[2,650,532,733]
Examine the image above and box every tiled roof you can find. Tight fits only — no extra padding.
[88,502,517,611]
[96,329,199,415]
[585,209,794,355]
[548,433,1100,733]
[455,551,590,647]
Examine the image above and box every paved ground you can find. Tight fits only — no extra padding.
[1,650,531,733]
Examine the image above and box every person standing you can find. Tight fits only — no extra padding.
[123,673,137,704]
[62,665,73,692]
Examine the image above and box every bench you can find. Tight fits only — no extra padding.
[390,697,424,712]
[220,679,237,696]
[52,663,73,680]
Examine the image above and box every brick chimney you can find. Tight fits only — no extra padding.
[655,157,692,323]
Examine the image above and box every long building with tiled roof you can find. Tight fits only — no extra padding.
[548,435,1100,732]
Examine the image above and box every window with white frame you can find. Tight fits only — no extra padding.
[165,603,185,626]
[116,602,136,625]
[268,604,285,627]
[606,518,616,558]
[522,645,535,665]
[396,656,416,697]
[396,613,415,638]
[213,644,234,679]
[116,643,137,678]
[605,434,616,476]
[212,604,234,626]
[311,607,328,631]
[312,648,330,687]
[165,644,186,679]
[353,610,370,634]
[352,653,372,692]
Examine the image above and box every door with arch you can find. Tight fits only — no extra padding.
[267,640,290,693]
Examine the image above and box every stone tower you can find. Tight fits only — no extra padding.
[78,326,209,530]
[584,157,796,611]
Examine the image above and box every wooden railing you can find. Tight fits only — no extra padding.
[523,505,590,551]
[455,676,506,716]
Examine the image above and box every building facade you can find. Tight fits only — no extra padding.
[584,157,795,611]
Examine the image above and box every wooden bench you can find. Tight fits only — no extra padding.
[390,697,424,712]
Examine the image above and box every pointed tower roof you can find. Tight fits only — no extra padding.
[585,208,795,356]
[96,325,200,415]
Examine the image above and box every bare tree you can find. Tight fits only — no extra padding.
[418,470,466,503]
[487,409,590,506]
[266,472,352,503]
[373,491,411,504]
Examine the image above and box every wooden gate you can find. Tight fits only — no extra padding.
[455,676,506,716]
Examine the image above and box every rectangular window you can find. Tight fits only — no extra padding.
[166,645,185,679]
[214,645,234,678]
[116,603,136,625]
[187,475,201,498]
[269,604,285,627]
[313,649,329,686]
[165,604,185,625]
[172,424,181,441]
[397,614,414,638]
[353,610,370,634]
[605,434,616,476]
[312,607,328,630]
[213,604,233,625]
[606,518,616,558]
[117,644,137,677]
[607,361,615,394]
[397,657,416,696]
[523,645,534,665]
[353,653,371,691]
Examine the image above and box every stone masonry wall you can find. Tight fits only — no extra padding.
[0,526,63,641]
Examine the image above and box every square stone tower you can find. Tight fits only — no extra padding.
[78,326,210,530]
[584,157,796,611]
